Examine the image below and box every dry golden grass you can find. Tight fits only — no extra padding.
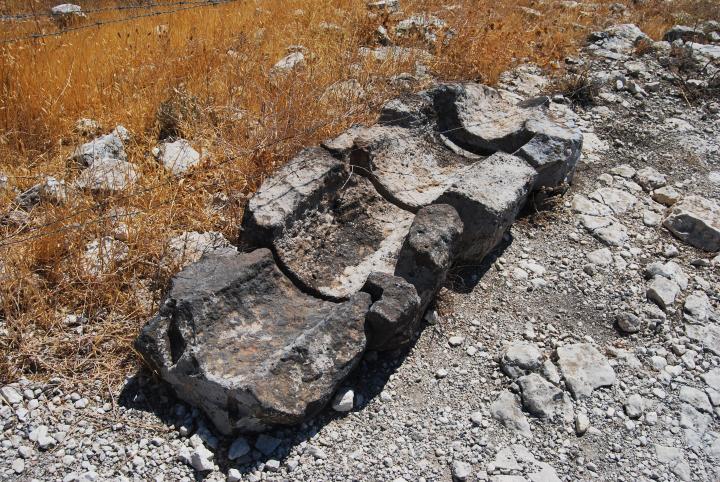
[0,0,717,388]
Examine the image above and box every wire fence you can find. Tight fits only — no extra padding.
[0,0,236,45]
[1,0,217,21]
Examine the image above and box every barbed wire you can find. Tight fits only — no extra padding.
[0,0,236,45]
[0,0,215,21]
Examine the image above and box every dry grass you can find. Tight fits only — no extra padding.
[0,0,717,388]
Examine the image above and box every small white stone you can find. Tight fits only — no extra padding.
[448,336,465,347]
[12,458,25,474]
[331,388,355,412]
[227,468,242,482]
[575,412,591,435]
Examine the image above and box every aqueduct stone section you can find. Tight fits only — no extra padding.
[136,83,583,435]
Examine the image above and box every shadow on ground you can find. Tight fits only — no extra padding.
[119,342,415,479]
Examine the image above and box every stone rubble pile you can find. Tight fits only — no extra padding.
[136,81,583,434]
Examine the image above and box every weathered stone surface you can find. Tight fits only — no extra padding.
[394,204,463,308]
[241,147,346,248]
[433,83,582,190]
[135,248,371,434]
[647,276,680,310]
[321,126,367,159]
[588,187,637,214]
[490,390,532,438]
[154,139,201,176]
[162,231,232,270]
[515,115,582,190]
[72,131,126,167]
[518,373,573,422]
[587,24,650,58]
[501,342,544,379]
[359,205,461,351]
[242,143,429,300]
[273,173,413,299]
[434,152,537,261]
[361,272,421,351]
[434,83,532,155]
[663,195,720,252]
[377,93,434,129]
[75,158,140,192]
[351,126,475,211]
[634,167,666,192]
[556,343,616,399]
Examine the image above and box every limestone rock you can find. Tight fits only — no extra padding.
[135,248,371,434]
[272,52,305,73]
[350,125,475,211]
[331,388,355,412]
[634,167,666,192]
[83,237,129,276]
[490,390,532,438]
[652,186,680,206]
[587,24,651,58]
[500,342,544,379]
[556,343,616,399]
[624,394,644,419]
[72,130,126,167]
[684,291,716,324]
[518,373,573,422]
[154,139,201,176]
[588,187,637,214]
[663,195,720,252]
[647,276,680,310]
[616,312,642,333]
[163,231,232,270]
[434,152,537,261]
[75,158,140,192]
[361,272,421,351]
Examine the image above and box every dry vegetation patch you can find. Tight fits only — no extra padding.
[0,0,717,387]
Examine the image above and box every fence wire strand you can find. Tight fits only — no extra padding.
[0,0,236,45]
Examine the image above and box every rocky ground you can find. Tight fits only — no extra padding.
[2,18,720,482]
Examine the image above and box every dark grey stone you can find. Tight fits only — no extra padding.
[135,247,371,435]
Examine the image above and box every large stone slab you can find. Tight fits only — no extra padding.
[241,147,347,248]
[273,173,414,299]
[433,152,537,261]
[433,83,533,155]
[135,248,371,434]
[351,125,476,211]
[432,83,582,190]
[243,147,415,299]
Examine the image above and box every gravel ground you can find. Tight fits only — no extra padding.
[2,22,720,482]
